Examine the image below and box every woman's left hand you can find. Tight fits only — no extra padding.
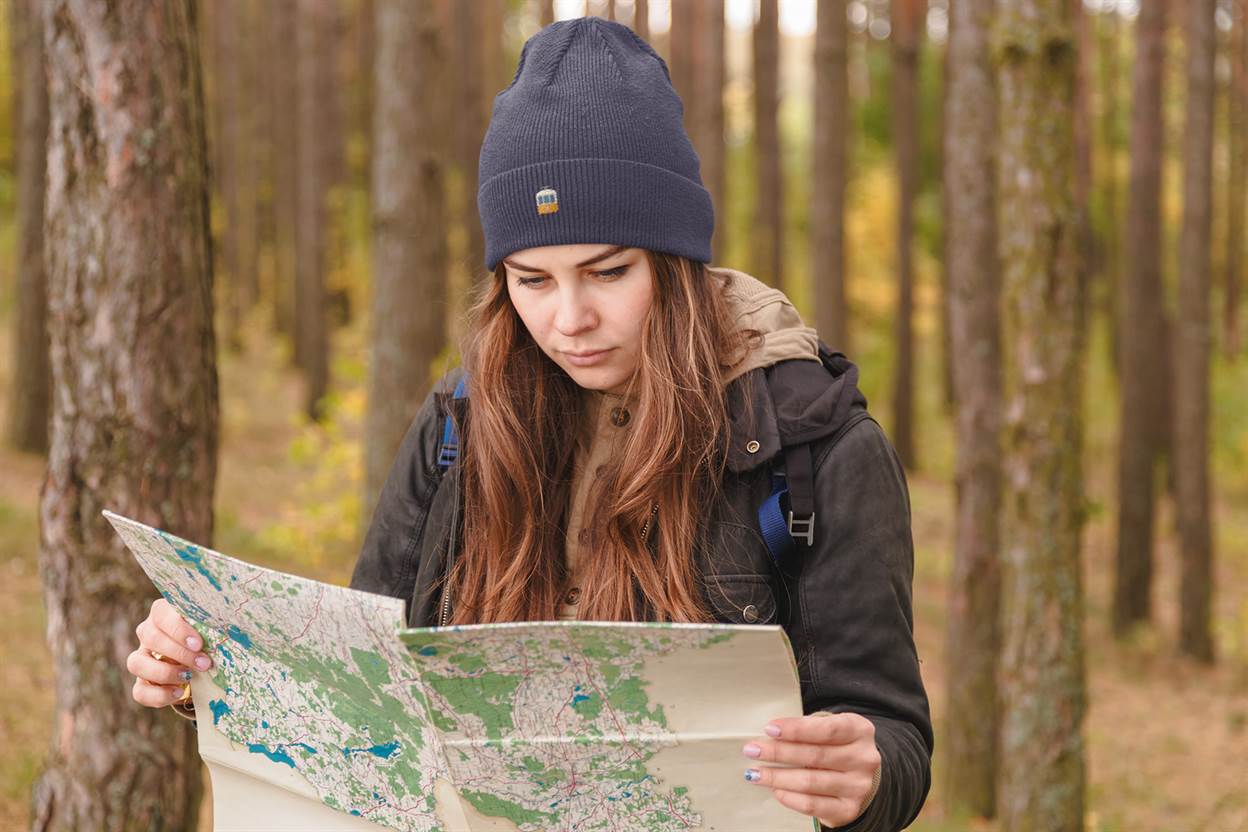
[742,711,882,829]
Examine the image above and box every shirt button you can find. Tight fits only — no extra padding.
[565,586,582,605]
[595,465,607,478]
[610,407,631,427]
[745,440,761,454]
[742,604,760,623]
[577,528,591,545]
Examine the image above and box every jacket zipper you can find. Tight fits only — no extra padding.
[437,480,461,627]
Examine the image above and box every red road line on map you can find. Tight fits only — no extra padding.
[291,586,325,642]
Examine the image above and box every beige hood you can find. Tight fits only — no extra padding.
[713,266,822,384]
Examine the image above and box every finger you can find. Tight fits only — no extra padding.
[150,599,205,652]
[742,738,857,771]
[771,788,859,828]
[127,648,195,687]
[132,676,188,708]
[743,765,858,798]
[764,712,873,745]
[137,620,212,672]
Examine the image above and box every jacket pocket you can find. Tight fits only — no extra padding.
[704,574,778,625]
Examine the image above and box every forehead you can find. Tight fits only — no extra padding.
[503,244,633,271]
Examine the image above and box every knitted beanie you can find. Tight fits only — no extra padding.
[477,16,714,272]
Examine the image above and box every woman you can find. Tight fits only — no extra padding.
[128,16,932,831]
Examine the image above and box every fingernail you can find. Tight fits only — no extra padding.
[743,743,762,759]
[194,655,211,670]
[179,670,193,682]
[744,768,762,783]
[764,724,782,738]
[186,635,202,651]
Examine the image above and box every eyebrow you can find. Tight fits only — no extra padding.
[502,245,629,273]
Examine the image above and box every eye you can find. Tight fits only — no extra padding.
[515,275,547,288]
[594,265,629,279]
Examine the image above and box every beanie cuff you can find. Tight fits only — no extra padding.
[478,157,714,272]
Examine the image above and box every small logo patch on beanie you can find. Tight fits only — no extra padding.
[535,186,559,215]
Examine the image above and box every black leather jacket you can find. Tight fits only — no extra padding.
[350,348,934,831]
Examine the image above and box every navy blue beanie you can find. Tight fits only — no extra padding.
[477,17,714,272]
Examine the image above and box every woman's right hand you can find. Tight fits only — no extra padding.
[127,598,213,707]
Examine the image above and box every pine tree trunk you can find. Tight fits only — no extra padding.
[813,0,851,353]
[890,0,922,471]
[295,0,333,420]
[6,0,50,454]
[33,0,217,828]
[994,0,1088,822]
[364,0,449,533]
[454,0,486,287]
[942,0,1001,812]
[270,0,299,349]
[1099,8,1123,376]
[704,0,726,266]
[633,0,649,40]
[752,0,784,291]
[1226,0,1245,359]
[1113,0,1168,636]
[1175,0,1217,663]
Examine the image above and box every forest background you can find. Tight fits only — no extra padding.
[0,0,1245,830]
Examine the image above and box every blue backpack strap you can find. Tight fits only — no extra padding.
[437,375,469,471]
[757,443,816,565]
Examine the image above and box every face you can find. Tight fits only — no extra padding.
[503,244,654,395]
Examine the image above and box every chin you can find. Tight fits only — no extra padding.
[561,364,630,393]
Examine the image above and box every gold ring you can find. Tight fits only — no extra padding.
[176,683,192,703]
[150,650,165,662]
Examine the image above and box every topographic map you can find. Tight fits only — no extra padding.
[105,510,809,832]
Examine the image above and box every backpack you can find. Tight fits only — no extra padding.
[435,374,816,564]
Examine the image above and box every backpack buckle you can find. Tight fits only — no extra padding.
[787,511,814,546]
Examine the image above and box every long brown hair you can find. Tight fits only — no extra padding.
[446,251,756,623]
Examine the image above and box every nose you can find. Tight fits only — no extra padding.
[552,284,597,337]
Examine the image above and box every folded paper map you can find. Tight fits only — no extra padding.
[104,509,810,832]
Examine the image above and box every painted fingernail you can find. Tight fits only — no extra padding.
[743,743,762,759]
[179,670,193,682]
[186,635,202,651]
[744,768,762,783]
[764,724,782,738]
[194,655,211,670]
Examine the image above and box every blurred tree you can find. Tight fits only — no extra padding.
[994,0,1088,820]
[454,0,487,287]
[942,0,1002,813]
[1073,0,1094,343]
[1114,0,1169,637]
[812,0,851,353]
[5,0,49,454]
[752,0,784,291]
[269,0,300,348]
[295,0,341,419]
[364,0,449,531]
[1226,0,1245,358]
[890,0,923,471]
[32,0,217,828]
[634,0,649,40]
[1098,6,1123,375]
[1176,0,1217,663]
[541,0,554,27]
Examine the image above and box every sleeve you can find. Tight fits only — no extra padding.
[785,416,934,832]
[349,368,464,606]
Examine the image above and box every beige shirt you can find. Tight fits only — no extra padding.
[556,266,822,620]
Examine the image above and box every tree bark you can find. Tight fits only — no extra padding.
[364,0,449,533]
[1175,0,1217,663]
[33,0,217,828]
[994,0,1088,822]
[942,0,1001,812]
[454,0,487,285]
[890,0,922,471]
[294,0,335,419]
[704,0,726,266]
[269,0,299,349]
[1099,7,1123,376]
[6,0,50,454]
[813,0,851,353]
[1226,0,1246,359]
[752,0,784,291]
[1113,0,1168,636]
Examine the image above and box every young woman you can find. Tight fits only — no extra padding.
[128,16,932,831]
